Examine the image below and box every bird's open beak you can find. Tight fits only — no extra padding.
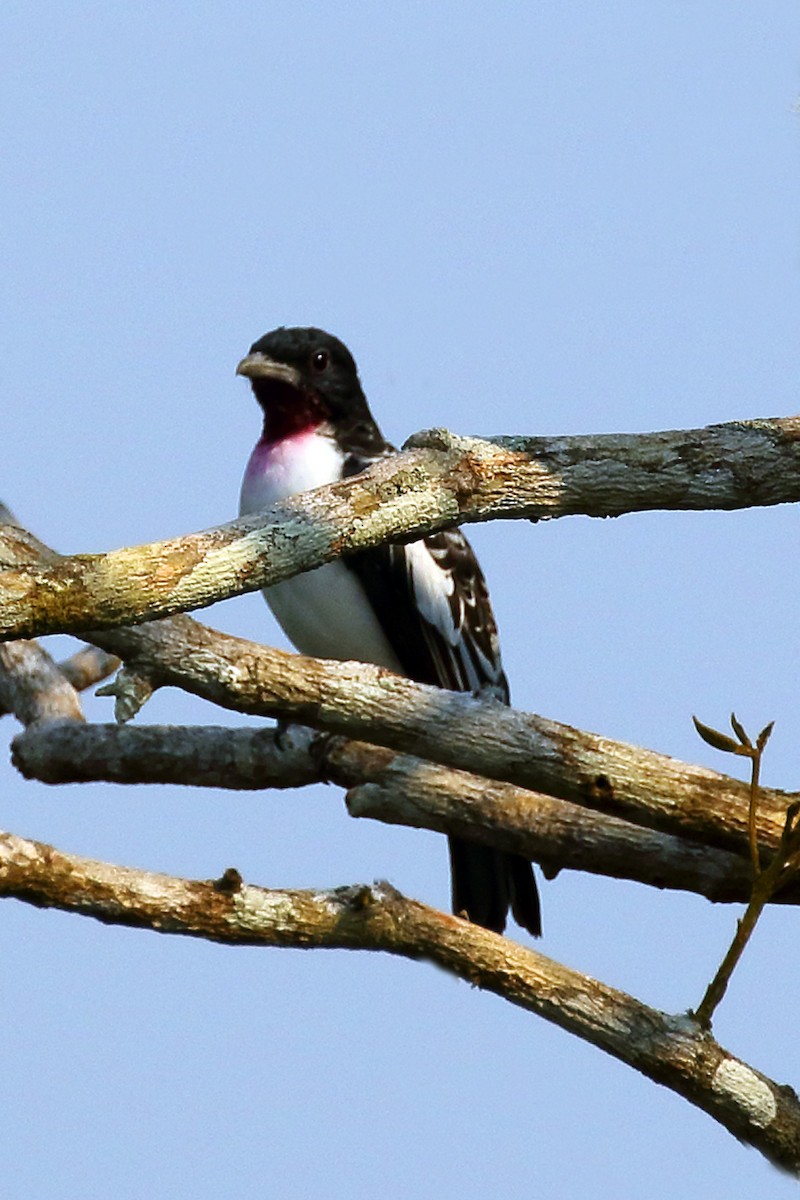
[235,353,301,386]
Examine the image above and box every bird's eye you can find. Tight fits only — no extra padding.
[310,349,330,372]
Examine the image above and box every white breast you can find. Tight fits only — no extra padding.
[239,428,404,670]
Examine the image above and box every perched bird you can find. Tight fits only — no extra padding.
[237,326,541,937]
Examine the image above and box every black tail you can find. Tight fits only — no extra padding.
[449,837,541,937]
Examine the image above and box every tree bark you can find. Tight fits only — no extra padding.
[3,415,800,638]
[3,411,800,1170]
[1,827,798,1173]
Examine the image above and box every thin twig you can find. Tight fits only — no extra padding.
[692,715,782,1028]
[694,802,800,1029]
[749,752,762,878]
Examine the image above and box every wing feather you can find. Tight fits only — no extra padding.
[342,450,540,937]
[386,531,509,698]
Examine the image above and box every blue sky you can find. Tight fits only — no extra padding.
[2,4,800,1196]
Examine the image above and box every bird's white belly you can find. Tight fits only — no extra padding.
[264,560,402,668]
[239,427,403,671]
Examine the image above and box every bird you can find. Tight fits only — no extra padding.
[237,326,541,937]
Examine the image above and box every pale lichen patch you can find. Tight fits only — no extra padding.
[712,1058,777,1128]
[230,886,298,931]
[0,570,37,600]
[228,886,343,934]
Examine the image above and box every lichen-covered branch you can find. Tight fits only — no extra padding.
[335,741,788,905]
[10,720,777,904]
[2,414,800,640]
[2,522,790,875]
[0,520,796,868]
[0,826,798,1173]
[81,613,795,863]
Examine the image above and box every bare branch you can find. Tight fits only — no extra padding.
[12,721,322,790]
[57,646,120,694]
[77,614,794,863]
[335,742,785,905]
[0,825,798,1172]
[0,644,118,721]
[3,415,800,639]
[2,520,789,872]
[0,640,85,726]
[10,721,790,905]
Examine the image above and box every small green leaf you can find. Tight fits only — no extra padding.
[729,712,751,748]
[693,715,740,754]
[756,721,775,753]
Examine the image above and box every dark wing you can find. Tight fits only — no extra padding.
[348,527,509,699]
[343,451,540,936]
[341,447,508,695]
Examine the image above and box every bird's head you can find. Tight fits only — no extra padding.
[236,326,375,444]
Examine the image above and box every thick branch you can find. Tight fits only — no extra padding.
[335,742,785,905]
[82,615,795,862]
[3,415,800,639]
[12,721,323,790]
[1,519,794,874]
[1,827,798,1172]
[11,721,773,904]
